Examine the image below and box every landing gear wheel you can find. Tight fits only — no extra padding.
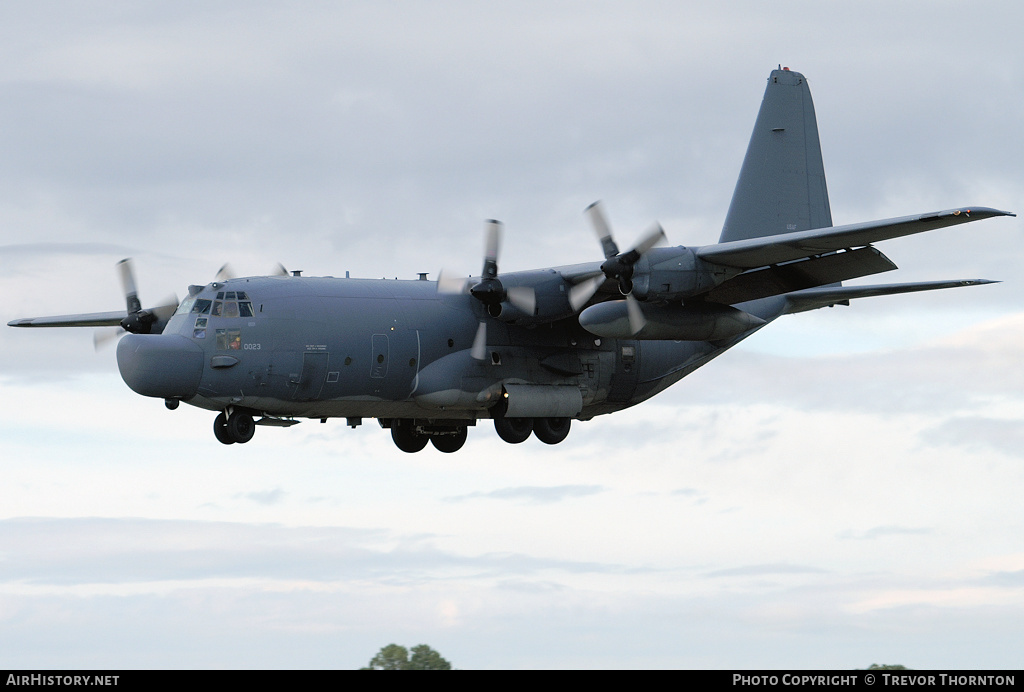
[213,412,235,445]
[392,420,429,453]
[494,416,533,444]
[533,417,571,445]
[227,410,255,444]
[430,427,468,453]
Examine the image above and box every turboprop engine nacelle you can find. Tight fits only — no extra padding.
[628,247,733,302]
[578,301,765,341]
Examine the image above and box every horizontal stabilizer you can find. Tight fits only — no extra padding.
[783,279,998,314]
[8,310,127,328]
[699,207,1015,269]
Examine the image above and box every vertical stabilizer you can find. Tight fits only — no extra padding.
[719,69,832,243]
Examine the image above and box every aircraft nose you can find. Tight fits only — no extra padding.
[116,334,204,400]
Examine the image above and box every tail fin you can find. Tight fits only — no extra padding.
[719,68,833,243]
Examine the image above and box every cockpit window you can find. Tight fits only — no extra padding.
[175,295,196,316]
[178,290,253,321]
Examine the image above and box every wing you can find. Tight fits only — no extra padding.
[698,207,1015,270]
[8,311,127,328]
[783,279,999,314]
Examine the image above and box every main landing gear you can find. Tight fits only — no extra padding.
[390,419,469,454]
[387,416,572,452]
[214,409,256,445]
[494,417,571,445]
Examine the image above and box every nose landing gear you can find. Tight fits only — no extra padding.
[214,409,256,445]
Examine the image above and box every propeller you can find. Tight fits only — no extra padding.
[93,259,179,349]
[585,201,666,295]
[215,263,235,282]
[439,219,536,361]
[218,262,290,280]
[467,220,536,315]
[569,201,666,334]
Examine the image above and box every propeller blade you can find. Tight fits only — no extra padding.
[626,294,646,335]
[470,321,488,361]
[215,263,235,283]
[506,286,536,315]
[150,294,180,322]
[272,263,288,277]
[116,258,142,313]
[482,219,502,279]
[584,201,620,259]
[437,269,471,294]
[568,275,605,311]
[630,222,667,257]
[93,327,125,351]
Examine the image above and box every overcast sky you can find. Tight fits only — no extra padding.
[1,1,1022,670]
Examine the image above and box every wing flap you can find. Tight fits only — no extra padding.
[698,207,1015,269]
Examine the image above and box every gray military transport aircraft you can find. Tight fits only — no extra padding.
[8,68,1016,453]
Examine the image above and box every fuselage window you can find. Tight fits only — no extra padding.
[215,328,241,350]
[193,317,208,339]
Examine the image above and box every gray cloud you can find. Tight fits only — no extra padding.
[704,564,829,578]
[238,489,287,506]
[838,526,934,541]
[0,517,630,586]
[444,485,606,505]
[983,570,1024,588]
[922,417,1024,459]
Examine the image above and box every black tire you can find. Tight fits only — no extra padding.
[494,416,533,444]
[213,412,235,445]
[533,417,571,445]
[227,411,255,444]
[392,420,429,453]
[430,427,468,453]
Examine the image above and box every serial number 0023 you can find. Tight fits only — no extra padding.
[243,343,262,350]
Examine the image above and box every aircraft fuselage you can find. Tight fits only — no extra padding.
[116,274,774,426]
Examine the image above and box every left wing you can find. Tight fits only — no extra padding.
[696,207,1015,269]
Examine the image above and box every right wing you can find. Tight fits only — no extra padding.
[8,311,127,328]
[783,279,998,314]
